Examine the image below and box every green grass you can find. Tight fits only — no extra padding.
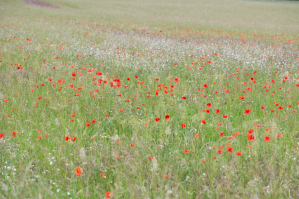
[0,0,299,198]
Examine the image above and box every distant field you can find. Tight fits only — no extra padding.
[0,0,299,198]
[1,0,299,35]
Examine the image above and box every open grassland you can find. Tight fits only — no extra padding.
[0,0,299,198]
[2,0,299,35]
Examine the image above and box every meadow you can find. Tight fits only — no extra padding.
[0,0,299,198]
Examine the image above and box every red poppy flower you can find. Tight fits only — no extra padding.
[149,157,153,161]
[86,122,90,127]
[0,133,5,139]
[104,191,111,199]
[203,84,207,87]
[223,115,228,119]
[219,132,224,137]
[217,150,223,154]
[182,124,186,128]
[182,96,186,100]
[130,143,134,148]
[71,137,76,141]
[201,120,206,124]
[247,134,255,141]
[207,103,211,107]
[174,78,179,82]
[227,147,234,153]
[38,96,42,100]
[248,129,254,134]
[155,117,160,122]
[75,167,82,176]
[165,114,170,119]
[12,131,17,138]
[228,135,235,140]
[215,109,220,114]
[92,119,96,123]
[276,133,283,138]
[235,151,242,156]
[100,173,105,178]
[263,136,270,142]
[261,106,264,109]
[244,109,251,114]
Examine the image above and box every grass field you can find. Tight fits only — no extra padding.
[1,0,299,198]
